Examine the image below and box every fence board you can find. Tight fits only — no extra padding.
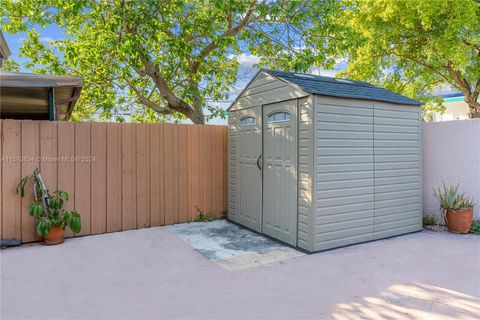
[149,125,164,226]
[91,122,107,234]
[74,122,91,236]
[106,123,122,232]
[121,124,136,230]
[0,120,227,243]
[212,126,224,217]
[202,126,213,215]
[20,121,39,242]
[188,125,201,220]
[136,125,150,228]
[2,120,22,240]
[40,121,58,194]
[58,122,75,238]
[158,125,165,226]
[187,126,194,221]
[172,125,180,223]
[38,121,58,241]
[163,124,174,225]
[178,126,188,223]
[39,121,58,241]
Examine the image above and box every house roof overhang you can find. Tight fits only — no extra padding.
[0,30,12,61]
[0,71,83,120]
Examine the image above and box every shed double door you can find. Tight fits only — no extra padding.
[234,101,298,246]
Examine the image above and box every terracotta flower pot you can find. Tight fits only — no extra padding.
[445,208,473,234]
[43,226,65,245]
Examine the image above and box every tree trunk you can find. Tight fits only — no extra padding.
[465,94,480,118]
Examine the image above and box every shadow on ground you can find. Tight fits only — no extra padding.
[332,283,480,320]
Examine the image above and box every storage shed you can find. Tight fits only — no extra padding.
[227,69,422,252]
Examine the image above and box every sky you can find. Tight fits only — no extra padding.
[3,24,66,68]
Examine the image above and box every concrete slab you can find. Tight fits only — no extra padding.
[1,227,479,319]
[170,220,304,270]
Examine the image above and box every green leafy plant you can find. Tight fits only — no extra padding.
[433,183,475,212]
[193,205,216,222]
[423,214,438,226]
[28,191,81,237]
[18,169,81,237]
[470,220,480,234]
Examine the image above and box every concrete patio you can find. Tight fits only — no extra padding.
[1,223,479,319]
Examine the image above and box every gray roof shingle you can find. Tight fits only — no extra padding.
[263,69,422,106]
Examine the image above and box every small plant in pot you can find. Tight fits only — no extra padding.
[434,183,475,234]
[18,168,81,244]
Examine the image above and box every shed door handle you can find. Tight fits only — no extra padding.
[257,154,262,171]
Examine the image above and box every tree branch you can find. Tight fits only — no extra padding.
[461,39,480,55]
[190,0,257,74]
[125,79,172,115]
[445,60,472,95]
[134,44,191,112]
[388,49,451,83]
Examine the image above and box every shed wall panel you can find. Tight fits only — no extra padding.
[297,96,314,251]
[373,102,422,239]
[313,96,374,251]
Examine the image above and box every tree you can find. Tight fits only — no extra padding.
[0,59,20,72]
[1,0,341,123]
[337,0,480,117]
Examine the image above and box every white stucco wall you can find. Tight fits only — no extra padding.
[422,120,480,218]
[433,101,469,121]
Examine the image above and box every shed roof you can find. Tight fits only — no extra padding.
[229,70,422,110]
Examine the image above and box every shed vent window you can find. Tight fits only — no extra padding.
[240,116,256,126]
[267,112,290,123]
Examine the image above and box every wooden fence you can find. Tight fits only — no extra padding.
[0,120,227,243]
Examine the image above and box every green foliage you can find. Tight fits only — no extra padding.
[193,205,219,222]
[433,182,475,212]
[19,174,81,237]
[337,0,480,118]
[423,214,438,226]
[27,190,81,237]
[193,212,216,222]
[0,59,20,71]
[470,220,480,234]
[1,0,341,123]
[16,176,29,197]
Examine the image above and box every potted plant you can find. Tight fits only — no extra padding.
[18,168,81,244]
[433,183,475,234]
